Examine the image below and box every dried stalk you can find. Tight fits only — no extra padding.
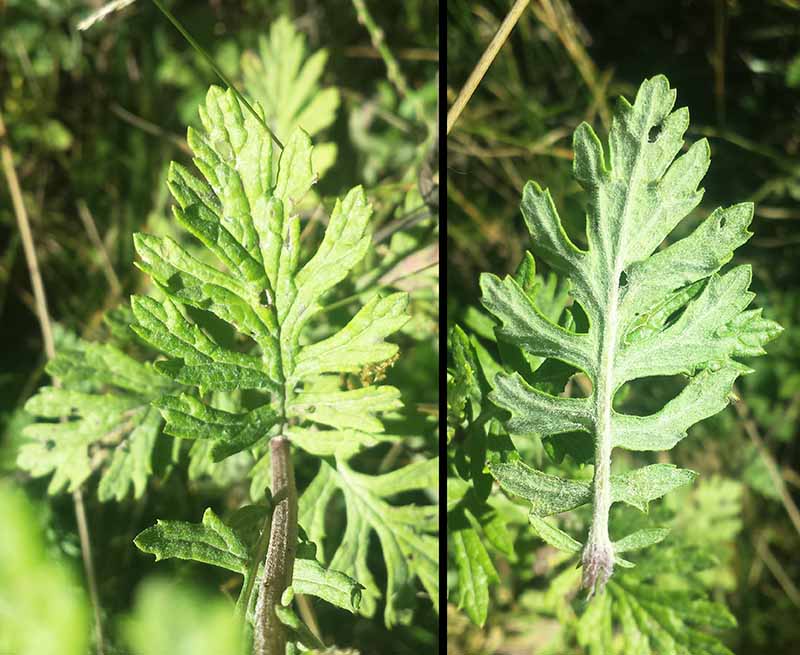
[0,110,106,655]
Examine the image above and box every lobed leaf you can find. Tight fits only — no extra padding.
[20,339,171,499]
[478,75,782,593]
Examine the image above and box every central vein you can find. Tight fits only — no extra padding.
[582,261,621,594]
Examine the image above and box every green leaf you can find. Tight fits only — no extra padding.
[98,407,162,502]
[299,458,439,627]
[293,292,409,379]
[449,507,498,627]
[448,324,484,426]
[126,81,431,628]
[478,75,782,593]
[613,528,670,553]
[134,508,250,573]
[19,339,171,499]
[292,557,363,613]
[529,514,582,553]
[155,394,279,461]
[134,509,362,614]
[133,85,406,458]
[241,15,340,177]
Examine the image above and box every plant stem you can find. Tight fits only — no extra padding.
[0,110,105,654]
[253,435,298,655]
[351,0,424,121]
[76,199,122,299]
[734,390,800,539]
[446,0,531,135]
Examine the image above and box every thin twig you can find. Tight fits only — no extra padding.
[532,0,611,129]
[320,262,438,314]
[733,389,800,539]
[77,199,122,299]
[713,0,726,125]
[373,203,431,243]
[446,0,531,135]
[754,533,800,607]
[77,0,137,31]
[110,104,190,154]
[0,110,106,654]
[344,45,438,61]
[295,594,322,642]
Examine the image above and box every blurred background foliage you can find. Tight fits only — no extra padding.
[447,0,800,653]
[0,1,438,653]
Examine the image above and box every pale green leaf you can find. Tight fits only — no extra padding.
[287,385,402,432]
[595,579,736,655]
[126,79,428,629]
[302,459,439,627]
[613,528,670,553]
[294,292,409,378]
[241,15,339,149]
[287,427,399,458]
[528,514,582,553]
[19,340,170,499]
[478,75,782,592]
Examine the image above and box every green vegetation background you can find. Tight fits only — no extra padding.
[0,1,438,653]
[447,0,800,653]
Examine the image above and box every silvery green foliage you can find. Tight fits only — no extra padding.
[19,339,173,501]
[479,76,782,594]
[131,85,437,628]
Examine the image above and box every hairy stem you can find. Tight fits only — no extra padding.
[253,435,298,655]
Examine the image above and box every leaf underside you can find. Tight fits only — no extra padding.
[478,75,781,585]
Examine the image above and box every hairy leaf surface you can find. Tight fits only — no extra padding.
[134,508,362,613]
[478,75,782,593]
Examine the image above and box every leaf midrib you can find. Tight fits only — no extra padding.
[588,101,658,565]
